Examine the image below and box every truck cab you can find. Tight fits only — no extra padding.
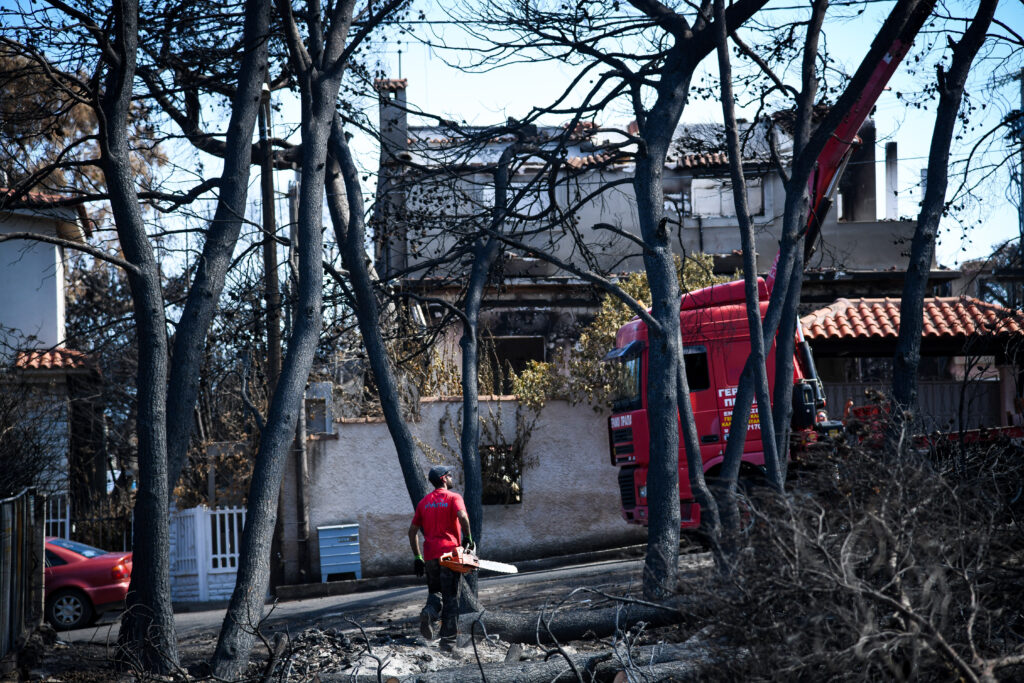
[606,278,825,527]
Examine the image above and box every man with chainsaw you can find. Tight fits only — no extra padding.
[408,465,473,651]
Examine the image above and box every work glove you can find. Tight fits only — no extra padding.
[414,556,425,578]
[462,535,475,554]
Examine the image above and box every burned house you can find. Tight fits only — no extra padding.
[369,78,951,387]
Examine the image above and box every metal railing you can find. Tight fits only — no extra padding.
[0,489,44,661]
[44,493,134,552]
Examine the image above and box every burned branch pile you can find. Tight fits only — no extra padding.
[704,442,1024,682]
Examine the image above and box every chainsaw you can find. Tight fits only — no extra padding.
[439,546,518,574]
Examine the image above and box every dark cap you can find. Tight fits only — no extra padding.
[428,465,454,487]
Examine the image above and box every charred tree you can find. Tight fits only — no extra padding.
[96,2,178,670]
[326,116,431,508]
[210,0,369,675]
[710,0,780,546]
[163,0,272,496]
[891,0,999,451]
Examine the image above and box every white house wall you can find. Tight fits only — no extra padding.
[299,398,645,579]
[0,214,66,358]
[400,162,917,279]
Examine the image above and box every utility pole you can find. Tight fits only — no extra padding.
[259,84,282,393]
[260,84,288,592]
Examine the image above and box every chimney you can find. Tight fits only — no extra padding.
[375,78,409,163]
[885,142,898,219]
[373,78,410,279]
[839,120,877,222]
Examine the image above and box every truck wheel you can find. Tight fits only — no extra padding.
[47,589,94,631]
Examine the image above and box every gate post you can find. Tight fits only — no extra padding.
[196,507,210,602]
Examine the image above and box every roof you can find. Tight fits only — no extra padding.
[404,123,768,173]
[801,296,1024,342]
[0,188,76,206]
[14,348,95,372]
[0,188,90,242]
[375,78,407,93]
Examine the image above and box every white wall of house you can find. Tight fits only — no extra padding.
[401,162,918,280]
[0,211,71,358]
[287,398,645,580]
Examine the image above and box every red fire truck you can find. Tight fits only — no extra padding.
[603,2,935,528]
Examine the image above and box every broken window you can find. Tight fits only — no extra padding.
[484,336,546,395]
[480,443,522,505]
[688,177,763,218]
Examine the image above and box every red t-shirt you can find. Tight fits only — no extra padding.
[412,488,466,561]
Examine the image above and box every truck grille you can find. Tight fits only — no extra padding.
[611,427,635,462]
[618,467,637,508]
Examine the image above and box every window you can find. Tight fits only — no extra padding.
[480,444,522,505]
[610,356,642,412]
[45,550,66,568]
[689,177,764,218]
[305,398,328,434]
[48,538,106,559]
[486,336,546,395]
[683,346,710,391]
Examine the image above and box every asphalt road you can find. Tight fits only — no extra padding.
[59,555,702,646]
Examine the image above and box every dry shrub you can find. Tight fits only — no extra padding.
[703,439,1024,682]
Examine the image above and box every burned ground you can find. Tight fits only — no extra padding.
[29,551,713,682]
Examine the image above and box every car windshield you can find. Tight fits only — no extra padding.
[49,538,108,558]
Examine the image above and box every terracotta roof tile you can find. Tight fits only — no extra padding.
[801,296,1024,341]
[14,348,94,371]
[0,187,67,206]
[374,78,407,93]
[672,152,730,169]
[564,152,617,169]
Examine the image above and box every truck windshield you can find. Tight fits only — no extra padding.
[610,356,642,412]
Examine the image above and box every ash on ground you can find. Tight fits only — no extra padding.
[272,624,564,680]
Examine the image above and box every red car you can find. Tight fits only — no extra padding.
[44,537,132,630]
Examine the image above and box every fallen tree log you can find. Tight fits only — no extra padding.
[456,596,704,644]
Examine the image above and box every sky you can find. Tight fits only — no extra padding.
[330,0,1024,269]
[5,0,1018,272]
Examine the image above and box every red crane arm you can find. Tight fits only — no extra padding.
[766,0,936,291]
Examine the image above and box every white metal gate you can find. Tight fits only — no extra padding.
[170,506,246,602]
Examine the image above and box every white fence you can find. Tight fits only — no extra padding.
[169,506,246,603]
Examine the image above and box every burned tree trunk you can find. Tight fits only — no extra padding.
[326,117,430,507]
[210,0,358,676]
[891,0,998,451]
[456,598,701,644]
[96,0,178,672]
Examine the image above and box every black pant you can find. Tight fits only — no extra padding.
[424,558,461,644]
